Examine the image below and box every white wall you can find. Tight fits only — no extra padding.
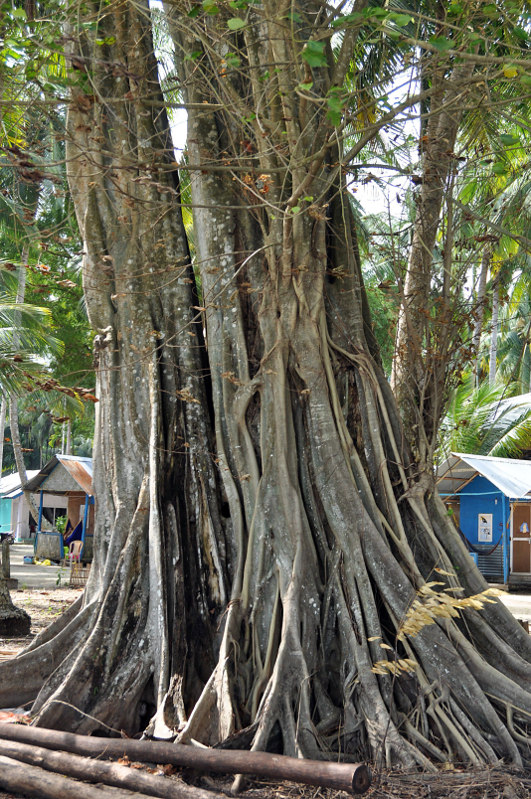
[11,494,68,540]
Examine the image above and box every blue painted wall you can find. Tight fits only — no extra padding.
[0,498,11,534]
[458,475,507,546]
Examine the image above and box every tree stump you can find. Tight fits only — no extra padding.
[0,574,30,637]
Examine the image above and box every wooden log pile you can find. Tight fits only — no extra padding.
[0,722,370,798]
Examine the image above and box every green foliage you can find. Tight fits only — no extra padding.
[54,515,67,534]
[0,22,94,451]
[301,41,327,68]
[227,17,246,30]
[439,379,531,460]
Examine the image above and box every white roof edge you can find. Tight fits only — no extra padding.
[439,452,531,500]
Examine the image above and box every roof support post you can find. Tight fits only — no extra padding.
[37,491,43,533]
[502,494,509,584]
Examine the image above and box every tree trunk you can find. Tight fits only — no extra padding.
[0,737,221,799]
[65,418,72,455]
[0,569,30,636]
[0,394,6,480]
[489,276,500,386]
[0,724,369,793]
[472,247,491,385]
[391,54,476,466]
[0,0,530,771]
[0,754,158,799]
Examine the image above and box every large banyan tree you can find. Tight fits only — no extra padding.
[2,0,531,769]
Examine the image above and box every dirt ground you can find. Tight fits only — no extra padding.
[0,586,82,661]
[0,767,529,799]
[0,592,530,799]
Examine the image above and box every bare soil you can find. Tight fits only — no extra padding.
[0,587,82,661]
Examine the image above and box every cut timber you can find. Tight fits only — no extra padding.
[0,753,157,799]
[0,738,217,799]
[0,723,371,794]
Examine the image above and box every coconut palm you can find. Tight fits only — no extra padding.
[438,377,531,461]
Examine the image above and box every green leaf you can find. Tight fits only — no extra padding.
[298,81,313,91]
[25,61,38,80]
[429,36,453,52]
[367,6,388,18]
[11,7,27,19]
[481,3,498,17]
[499,134,519,146]
[188,4,201,17]
[331,11,363,27]
[513,27,529,42]
[492,163,507,176]
[388,12,412,26]
[291,205,301,214]
[225,52,241,68]
[227,17,246,29]
[327,109,342,126]
[458,178,477,204]
[327,92,344,126]
[301,40,327,68]
[202,0,219,14]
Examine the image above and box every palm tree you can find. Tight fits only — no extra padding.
[438,378,531,461]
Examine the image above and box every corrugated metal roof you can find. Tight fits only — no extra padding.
[59,455,93,495]
[437,452,531,499]
[24,455,93,496]
[0,470,39,499]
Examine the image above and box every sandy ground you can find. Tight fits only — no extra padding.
[0,587,82,661]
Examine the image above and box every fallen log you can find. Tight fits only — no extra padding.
[0,737,216,799]
[0,722,371,794]
[0,753,158,799]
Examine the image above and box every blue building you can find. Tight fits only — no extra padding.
[437,453,531,585]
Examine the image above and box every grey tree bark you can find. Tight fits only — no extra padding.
[472,247,491,385]
[489,276,500,386]
[0,0,529,771]
[391,54,476,467]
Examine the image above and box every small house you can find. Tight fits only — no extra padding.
[25,455,94,562]
[437,452,531,585]
[0,470,68,541]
